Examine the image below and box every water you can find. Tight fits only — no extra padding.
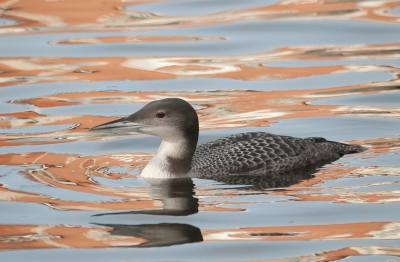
[1,0,400,261]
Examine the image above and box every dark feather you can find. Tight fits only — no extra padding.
[190,132,365,178]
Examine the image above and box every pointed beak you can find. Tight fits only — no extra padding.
[89,117,145,134]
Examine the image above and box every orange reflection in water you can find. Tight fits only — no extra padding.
[1,0,399,35]
[1,42,400,86]
[0,152,161,211]
[0,224,146,250]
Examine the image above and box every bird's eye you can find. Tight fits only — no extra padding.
[156,112,165,118]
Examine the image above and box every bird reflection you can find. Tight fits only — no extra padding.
[91,161,334,248]
[93,222,203,248]
[93,178,198,217]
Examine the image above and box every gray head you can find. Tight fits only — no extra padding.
[90,98,199,144]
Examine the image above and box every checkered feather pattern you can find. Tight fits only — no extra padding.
[190,132,364,177]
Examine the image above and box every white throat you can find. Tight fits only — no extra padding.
[140,140,192,178]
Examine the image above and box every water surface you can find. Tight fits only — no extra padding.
[1,0,400,261]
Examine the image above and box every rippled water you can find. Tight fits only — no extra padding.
[1,0,400,261]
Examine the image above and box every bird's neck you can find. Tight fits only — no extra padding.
[141,138,197,178]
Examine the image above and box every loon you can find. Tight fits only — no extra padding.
[90,98,365,178]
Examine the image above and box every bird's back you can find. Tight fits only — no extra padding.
[190,132,364,178]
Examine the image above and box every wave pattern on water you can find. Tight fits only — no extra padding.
[0,0,400,261]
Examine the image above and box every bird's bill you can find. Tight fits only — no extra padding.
[89,117,145,134]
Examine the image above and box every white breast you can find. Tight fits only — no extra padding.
[141,162,175,178]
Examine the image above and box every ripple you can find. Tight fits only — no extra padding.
[0,17,18,26]
[0,124,74,134]
[311,92,400,107]
[126,0,279,16]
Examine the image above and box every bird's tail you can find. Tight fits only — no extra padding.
[337,142,368,154]
[312,137,367,155]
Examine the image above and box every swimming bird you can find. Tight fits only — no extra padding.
[90,98,365,178]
